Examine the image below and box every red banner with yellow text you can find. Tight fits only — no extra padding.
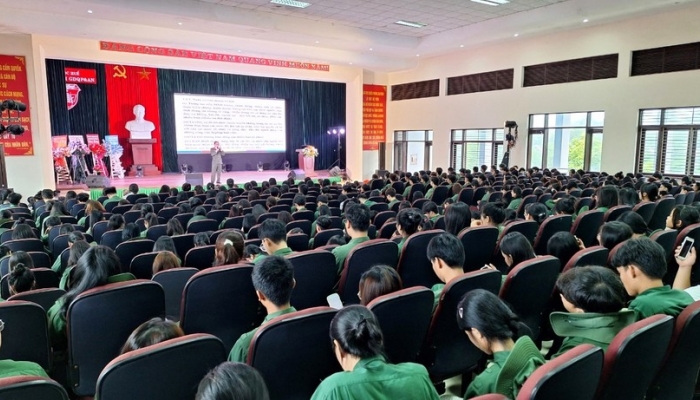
[362,85,386,151]
[0,55,34,156]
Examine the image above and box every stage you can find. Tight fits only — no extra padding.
[57,170,339,199]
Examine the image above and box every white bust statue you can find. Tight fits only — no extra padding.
[126,104,155,140]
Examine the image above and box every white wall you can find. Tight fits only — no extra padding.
[0,34,54,198]
[386,3,700,174]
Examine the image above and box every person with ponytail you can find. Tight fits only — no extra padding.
[457,289,544,399]
[8,264,35,295]
[213,230,244,267]
[395,208,423,254]
[524,202,548,226]
[311,305,440,400]
[476,202,507,233]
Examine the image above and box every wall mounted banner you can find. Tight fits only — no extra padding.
[362,84,387,151]
[0,55,34,156]
[99,41,330,72]
[65,68,97,85]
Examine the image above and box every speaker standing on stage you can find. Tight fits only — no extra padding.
[210,141,225,184]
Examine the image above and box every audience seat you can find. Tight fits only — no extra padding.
[286,233,309,252]
[152,267,198,321]
[111,205,132,215]
[500,256,560,340]
[571,210,604,248]
[500,220,538,243]
[596,315,674,400]
[180,265,263,351]
[397,230,443,288]
[533,215,573,255]
[603,205,632,223]
[0,376,69,400]
[562,246,609,273]
[373,211,396,230]
[286,220,312,236]
[648,197,675,231]
[7,288,65,312]
[0,251,51,275]
[292,210,314,222]
[172,233,197,260]
[606,241,627,268]
[66,280,165,397]
[173,213,194,229]
[685,191,696,205]
[574,197,593,215]
[420,270,501,382]
[368,287,433,364]
[0,301,51,370]
[183,245,216,270]
[458,226,499,272]
[339,239,399,305]
[96,334,225,400]
[50,235,70,260]
[222,216,245,230]
[515,195,537,219]
[122,210,141,224]
[248,307,340,400]
[1,268,59,299]
[285,251,337,310]
[369,203,389,213]
[115,239,155,272]
[3,238,44,253]
[187,219,219,234]
[458,188,474,205]
[129,252,160,279]
[206,210,229,224]
[517,344,604,400]
[633,201,656,224]
[312,228,343,249]
[144,224,167,241]
[100,230,124,250]
[378,222,397,239]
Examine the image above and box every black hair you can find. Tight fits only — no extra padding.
[556,266,626,313]
[500,232,536,268]
[242,214,257,233]
[554,196,576,215]
[120,317,184,355]
[344,204,371,232]
[144,212,159,229]
[259,219,287,244]
[525,203,548,225]
[166,219,184,236]
[598,221,633,250]
[316,215,332,230]
[427,233,465,268]
[444,202,471,236]
[178,203,193,214]
[252,255,294,306]
[610,238,667,280]
[671,205,700,230]
[59,246,119,316]
[154,236,177,254]
[243,244,262,260]
[68,231,85,244]
[396,208,423,236]
[617,211,650,236]
[196,362,270,400]
[481,202,506,225]
[108,214,125,231]
[193,206,207,217]
[122,222,141,241]
[618,187,639,207]
[9,251,33,270]
[511,186,522,199]
[597,186,619,209]
[103,187,117,196]
[128,183,139,194]
[327,235,347,246]
[193,232,210,247]
[330,305,384,359]
[317,205,331,217]
[456,289,531,340]
[11,224,35,240]
[293,194,306,207]
[8,264,35,294]
[546,232,580,268]
[358,265,402,306]
[421,201,439,216]
[640,183,659,202]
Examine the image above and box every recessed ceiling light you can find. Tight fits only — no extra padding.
[460,44,464,48]
[178,22,183,25]
[369,48,373,51]
[269,0,311,8]
[416,54,420,57]
[471,0,509,6]
[315,40,319,44]
[583,19,589,23]
[396,20,427,28]
[349,62,353,65]
[514,33,519,37]
[87,10,93,14]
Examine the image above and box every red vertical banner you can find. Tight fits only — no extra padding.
[104,64,162,169]
[362,84,387,151]
[0,55,34,156]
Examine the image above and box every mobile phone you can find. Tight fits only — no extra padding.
[678,237,695,260]
[326,293,343,310]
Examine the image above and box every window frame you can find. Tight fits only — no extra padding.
[635,107,700,176]
[393,130,433,172]
[450,128,504,171]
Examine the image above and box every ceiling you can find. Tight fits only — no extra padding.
[0,0,697,72]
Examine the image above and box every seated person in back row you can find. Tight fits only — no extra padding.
[428,233,466,310]
[254,219,293,264]
[332,204,371,275]
[610,238,693,320]
[228,256,296,362]
[0,318,49,379]
[550,266,636,358]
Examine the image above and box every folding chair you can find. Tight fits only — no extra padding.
[533,215,573,255]
[187,219,219,234]
[571,210,604,248]
[286,233,309,252]
[459,226,499,272]
[115,239,155,272]
[172,233,197,260]
[339,239,399,305]
[312,228,344,249]
[562,246,609,273]
[648,198,675,231]
[397,230,443,288]
[183,245,216,269]
[152,268,198,321]
[100,230,124,250]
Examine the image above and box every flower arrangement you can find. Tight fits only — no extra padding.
[89,143,107,157]
[52,147,70,161]
[68,141,91,156]
[302,145,318,158]
[105,142,124,157]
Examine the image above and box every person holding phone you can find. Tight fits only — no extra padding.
[672,237,700,300]
[210,141,225,185]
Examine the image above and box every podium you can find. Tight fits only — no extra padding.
[296,149,316,177]
[128,138,160,176]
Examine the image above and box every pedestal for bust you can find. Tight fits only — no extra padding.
[128,138,160,176]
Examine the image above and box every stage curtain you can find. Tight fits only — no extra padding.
[104,65,162,170]
[157,69,345,173]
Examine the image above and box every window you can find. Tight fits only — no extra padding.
[393,130,433,172]
[451,129,504,171]
[636,107,700,176]
[527,112,604,171]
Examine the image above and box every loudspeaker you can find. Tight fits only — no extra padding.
[378,142,386,170]
[185,173,204,186]
[85,174,111,188]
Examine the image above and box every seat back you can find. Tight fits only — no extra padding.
[312,228,343,248]
[286,251,337,310]
[339,239,399,304]
[651,229,679,264]
[685,191,696,205]
[517,344,604,400]
[378,222,397,239]
[562,246,609,273]
[129,252,160,279]
[172,233,196,260]
[3,238,44,253]
[186,219,219,234]
[51,234,70,260]
[533,215,573,255]
[368,287,433,363]
[649,198,675,231]
[7,288,65,312]
[173,213,193,228]
[91,221,110,243]
[571,210,604,248]
[0,376,69,400]
[249,307,340,400]
[115,239,155,272]
[67,281,165,396]
[633,201,656,224]
[96,334,226,400]
[431,186,449,205]
[0,251,50,276]
[501,220,539,244]
[292,210,314,222]
[122,210,141,224]
[373,211,396,229]
[397,230,443,288]
[0,301,50,370]
[285,233,308,252]
[100,230,123,250]
[499,256,560,339]
[285,220,311,236]
[597,315,674,400]
[648,301,700,400]
[152,268,199,321]
[145,224,168,241]
[516,195,537,219]
[458,188,474,205]
[675,193,687,205]
[603,206,632,223]
[180,265,263,350]
[574,197,593,214]
[458,226,499,272]
[421,270,502,381]
[183,245,216,269]
[1,269,59,299]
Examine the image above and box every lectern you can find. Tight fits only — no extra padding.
[128,138,160,176]
[295,148,316,177]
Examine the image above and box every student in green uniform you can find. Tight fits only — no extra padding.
[309,215,332,249]
[120,317,184,354]
[48,245,121,350]
[140,213,159,238]
[7,264,35,296]
[457,289,544,399]
[666,205,700,231]
[254,219,293,264]
[597,221,632,250]
[617,211,651,239]
[524,203,548,227]
[425,176,439,200]
[578,185,618,215]
[358,193,376,209]
[477,202,507,234]
[228,255,296,362]
[187,206,208,228]
[507,186,523,210]
[552,195,576,217]
[311,305,440,400]
[332,204,371,275]
[421,201,440,223]
[213,230,244,267]
[314,195,329,220]
[485,232,536,283]
[395,208,422,254]
[386,188,399,210]
[103,186,122,205]
[611,238,693,320]
[550,266,635,358]
[444,202,471,236]
[402,176,417,199]
[196,361,270,400]
[0,319,50,379]
[358,265,402,305]
[291,194,306,213]
[428,233,465,310]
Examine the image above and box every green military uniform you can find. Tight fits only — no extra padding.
[310,356,440,400]
[402,186,411,199]
[431,283,444,311]
[397,237,407,255]
[254,247,294,265]
[187,215,207,227]
[0,359,49,379]
[228,307,297,362]
[332,236,370,275]
[508,198,522,210]
[629,285,693,320]
[465,336,544,399]
[577,206,608,216]
[104,196,122,205]
[425,188,434,200]
[388,199,399,210]
[451,194,459,203]
[481,192,491,203]
[363,200,376,208]
[545,199,556,211]
[549,310,636,358]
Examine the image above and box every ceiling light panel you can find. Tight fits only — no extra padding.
[269,0,311,9]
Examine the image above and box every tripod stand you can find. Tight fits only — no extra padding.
[327,128,345,170]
